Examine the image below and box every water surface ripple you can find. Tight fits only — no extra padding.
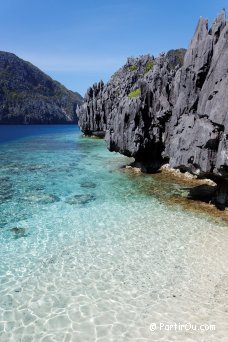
[0,126,227,341]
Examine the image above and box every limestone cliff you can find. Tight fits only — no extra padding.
[78,12,228,205]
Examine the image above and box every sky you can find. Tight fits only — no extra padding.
[0,0,227,96]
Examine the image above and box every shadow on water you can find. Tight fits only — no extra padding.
[187,184,216,202]
[187,184,227,211]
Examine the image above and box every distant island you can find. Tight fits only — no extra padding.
[78,11,228,207]
[0,51,82,124]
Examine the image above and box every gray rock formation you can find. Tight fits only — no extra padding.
[0,52,83,124]
[78,50,185,165]
[166,13,228,175]
[78,12,228,205]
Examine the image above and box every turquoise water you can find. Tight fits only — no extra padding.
[0,126,227,341]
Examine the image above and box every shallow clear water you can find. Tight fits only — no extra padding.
[0,125,227,342]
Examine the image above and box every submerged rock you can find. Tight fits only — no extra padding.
[80,180,97,189]
[21,192,60,204]
[26,164,48,171]
[10,227,27,238]
[65,194,96,205]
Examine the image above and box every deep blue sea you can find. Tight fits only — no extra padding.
[0,125,227,341]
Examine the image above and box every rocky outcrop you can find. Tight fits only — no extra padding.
[165,13,228,174]
[78,12,228,205]
[78,54,158,136]
[78,51,185,142]
[0,52,83,124]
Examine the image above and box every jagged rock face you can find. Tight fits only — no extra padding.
[78,55,156,136]
[106,55,177,166]
[166,12,228,177]
[0,52,83,124]
[78,52,184,161]
[78,12,228,181]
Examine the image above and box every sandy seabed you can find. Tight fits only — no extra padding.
[0,127,227,341]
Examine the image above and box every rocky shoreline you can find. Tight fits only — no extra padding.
[123,162,228,225]
[78,11,228,208]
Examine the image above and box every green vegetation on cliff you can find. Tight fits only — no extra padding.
[129,65,138,71]
[129,88,140,98]
[144,60,154,74]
